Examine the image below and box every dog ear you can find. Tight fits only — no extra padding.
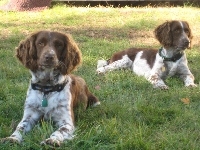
[16,32,39,72]
[184,21,193,49]
[154,21,172,48]
[60,34,82,75]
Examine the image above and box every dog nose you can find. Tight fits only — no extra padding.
[44,50,56,61]
[184,41,189,45]
[183,40,190,47]
[45,53,54,61]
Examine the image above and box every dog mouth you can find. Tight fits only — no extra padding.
[175,46,188,52]
[176,42,190,50]
[38,58,59,68]
[39,64,53,67]
[39,63,59,69]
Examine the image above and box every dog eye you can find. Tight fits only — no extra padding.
[55,41,64,48]
[184,29,189,34]
[174,29,180,33]
[38,42,45,47]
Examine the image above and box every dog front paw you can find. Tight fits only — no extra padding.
[41,138,61,147]
[185,83,197,88]
[153,84,169,90]
[1,137,21,144]
[160,85,169,90]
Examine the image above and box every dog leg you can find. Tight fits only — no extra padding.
[97,60,108,69]
[41,110,75,147]
[1,109,41,144]
[96,55,132,74]
[180,74,196,87]
[148,73,169,89]
[148,56,169,89]
[178,63,197,87]
[41,123,74,147]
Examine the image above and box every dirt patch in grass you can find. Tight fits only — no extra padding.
[0,0,52,11]
[52,25,159,47]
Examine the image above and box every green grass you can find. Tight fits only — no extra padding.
[0,1,200,150]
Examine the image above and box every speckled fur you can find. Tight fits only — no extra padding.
[1,31,100,147]
[97,20,196,89]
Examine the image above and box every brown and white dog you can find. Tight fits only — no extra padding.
[97,20,196,89]
[2,31,100,146]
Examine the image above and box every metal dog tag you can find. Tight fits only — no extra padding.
[161,66,165,72]
[42,97,48,107]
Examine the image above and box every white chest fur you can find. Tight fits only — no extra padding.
[24,77,72,120]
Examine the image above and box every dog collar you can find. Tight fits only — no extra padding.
[31,80,68,95]
[159,47,183,62]
[31,81,68,107]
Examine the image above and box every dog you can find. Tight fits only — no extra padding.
[96,20,196,89]
[1,31,100,147]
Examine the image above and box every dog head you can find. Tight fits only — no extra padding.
[16,31,82,75]
[154,20,193,51]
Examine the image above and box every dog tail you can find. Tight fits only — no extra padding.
[97,59,110,69]
[86,88,100,108]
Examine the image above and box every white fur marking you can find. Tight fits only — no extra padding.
[96,21,196,89]
[179,21,184,29]
[4,73,75,144]
[132,51,151,78]
[96,55,132,73]
[97,60,108,69]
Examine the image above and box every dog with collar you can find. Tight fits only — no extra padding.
[1,31,100,147]
[97,20,196,89]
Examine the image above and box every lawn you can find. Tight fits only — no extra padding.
[0,1,200,150]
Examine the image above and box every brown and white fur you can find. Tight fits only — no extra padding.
[97,20,196,89]
[1,31,100,146]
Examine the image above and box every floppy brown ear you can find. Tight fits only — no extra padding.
[60,34,82,75]
[154,21,172,48]
[184,21,193,49]
[16,32,39,72]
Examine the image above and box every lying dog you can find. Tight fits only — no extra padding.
[97,20,196,89]
[2,31,100,146]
